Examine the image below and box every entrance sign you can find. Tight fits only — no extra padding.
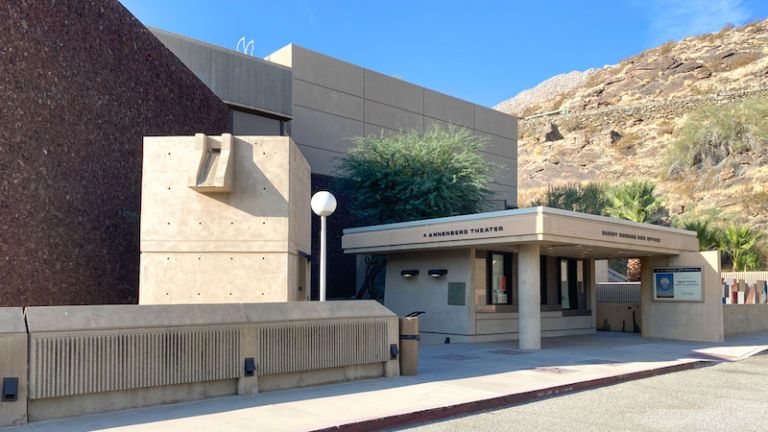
[653,267,703,301]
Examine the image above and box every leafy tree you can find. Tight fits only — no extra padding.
[603,180,664,281]
[530,182,608,215]
[672,213,722,251]
[719,225,764,271]
[338,124,495,225]
[337,124,497,298]
[603,180,663,223]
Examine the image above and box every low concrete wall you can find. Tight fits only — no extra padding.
[0,301,398,426]
[724,304,768,336]
[597,303,641,333]
[0,308,27,427]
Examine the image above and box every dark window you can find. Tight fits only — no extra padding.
[558,258,586,310]
[487,252,513,305]
[540,255,547,305]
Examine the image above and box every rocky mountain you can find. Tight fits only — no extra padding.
[495,19,768,230]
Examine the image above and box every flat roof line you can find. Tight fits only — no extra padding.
[343,207,696,236]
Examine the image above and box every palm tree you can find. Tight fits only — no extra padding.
[603,180,663,281]
[720,225,764,271]
[673,216,721,251]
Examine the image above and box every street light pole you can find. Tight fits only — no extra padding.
[311,191,337,302]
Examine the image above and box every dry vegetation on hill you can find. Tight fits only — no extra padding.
[495,19,768,232]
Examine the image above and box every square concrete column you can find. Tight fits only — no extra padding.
[518,244,541,350]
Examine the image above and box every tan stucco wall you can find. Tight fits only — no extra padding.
[385,249,474,338]
[640,251,724,342]
[723,304,768,336]
[140,135,310,304]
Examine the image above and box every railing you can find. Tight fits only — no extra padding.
[596,282,641,303]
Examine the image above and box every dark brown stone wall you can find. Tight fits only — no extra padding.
[0,0,230,305]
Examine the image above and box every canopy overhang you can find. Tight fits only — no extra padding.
[342,207,699,259]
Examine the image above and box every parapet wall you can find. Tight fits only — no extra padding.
[0,301,399,426]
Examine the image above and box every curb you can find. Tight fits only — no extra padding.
[314,361,708,432]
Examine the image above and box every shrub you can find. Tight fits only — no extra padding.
[530,182,608,215]
[602,180,663,223]
[662,97,768,177]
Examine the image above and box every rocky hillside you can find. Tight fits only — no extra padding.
[496,19,768,230]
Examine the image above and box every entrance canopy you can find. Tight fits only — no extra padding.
[342,207,698,259]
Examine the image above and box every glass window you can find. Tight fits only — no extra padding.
[487,252,512,305]
[560,259,570,309]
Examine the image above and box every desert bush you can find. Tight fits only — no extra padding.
[530,182,608,215]
[659,41,675,55]
[662,97,768,177]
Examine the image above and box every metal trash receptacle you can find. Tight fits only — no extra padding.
[399,311,423,376]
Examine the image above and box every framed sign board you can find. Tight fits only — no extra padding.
[653,267,703,302]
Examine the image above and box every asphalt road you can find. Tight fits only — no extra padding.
[400,354,768,432]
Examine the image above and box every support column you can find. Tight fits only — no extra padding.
[518,244,541,350]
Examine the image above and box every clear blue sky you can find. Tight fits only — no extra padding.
[120,0,766,108]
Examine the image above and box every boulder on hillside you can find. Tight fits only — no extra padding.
[543,123,564,142]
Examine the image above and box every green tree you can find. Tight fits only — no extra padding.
[672,214,722,251]
[603,180,663,223]
[603,180,664,281]
[338,124,497,298]
[530,182,608,215]
[719,225,764,271]
[338,124,495,225]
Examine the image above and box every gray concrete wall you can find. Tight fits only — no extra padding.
[151,28,292,120]
[9,301,398,425]
[266,44,519,208]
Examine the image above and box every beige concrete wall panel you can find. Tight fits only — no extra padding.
[264,44,293,68]
[474,105,518,139]
[476,317,520,334]
[724,305,768,336]
[29,379,237,422]
[289,141,312,253]
[294,79,364,121]
[28,328,241,400]
[364,100,424,132]
[540,212,699,254]
[290,46,365,96]
[540,314,593,331]
[241,300,396,323]
[343,213,538,251]
[0,311,27,427]
[641,251,724,342]
[25,304,248,332]
[0,307,25,333]
[384,250,472,335]
[291,105,364,154]
[257,320,388,375]
[364,69,424,113]
[141,136,293,244]
[140,253,289,304]
[258,363,385,393]
[424,89,474,128]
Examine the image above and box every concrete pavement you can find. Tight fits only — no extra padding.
[5,332,768,432]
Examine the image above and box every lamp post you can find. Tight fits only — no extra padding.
[311,191,337,301]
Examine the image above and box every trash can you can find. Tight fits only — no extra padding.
[399,311,423,376]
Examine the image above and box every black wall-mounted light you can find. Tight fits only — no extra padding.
[2,377,18,402]
[401,269,420,279]
[428,269,448,278]
[244,358,256,377]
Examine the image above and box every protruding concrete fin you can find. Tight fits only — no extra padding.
[189,133,234,193]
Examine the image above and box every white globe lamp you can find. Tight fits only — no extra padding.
[311,191,337,301]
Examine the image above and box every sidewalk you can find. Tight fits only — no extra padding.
[7,332,768,432]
